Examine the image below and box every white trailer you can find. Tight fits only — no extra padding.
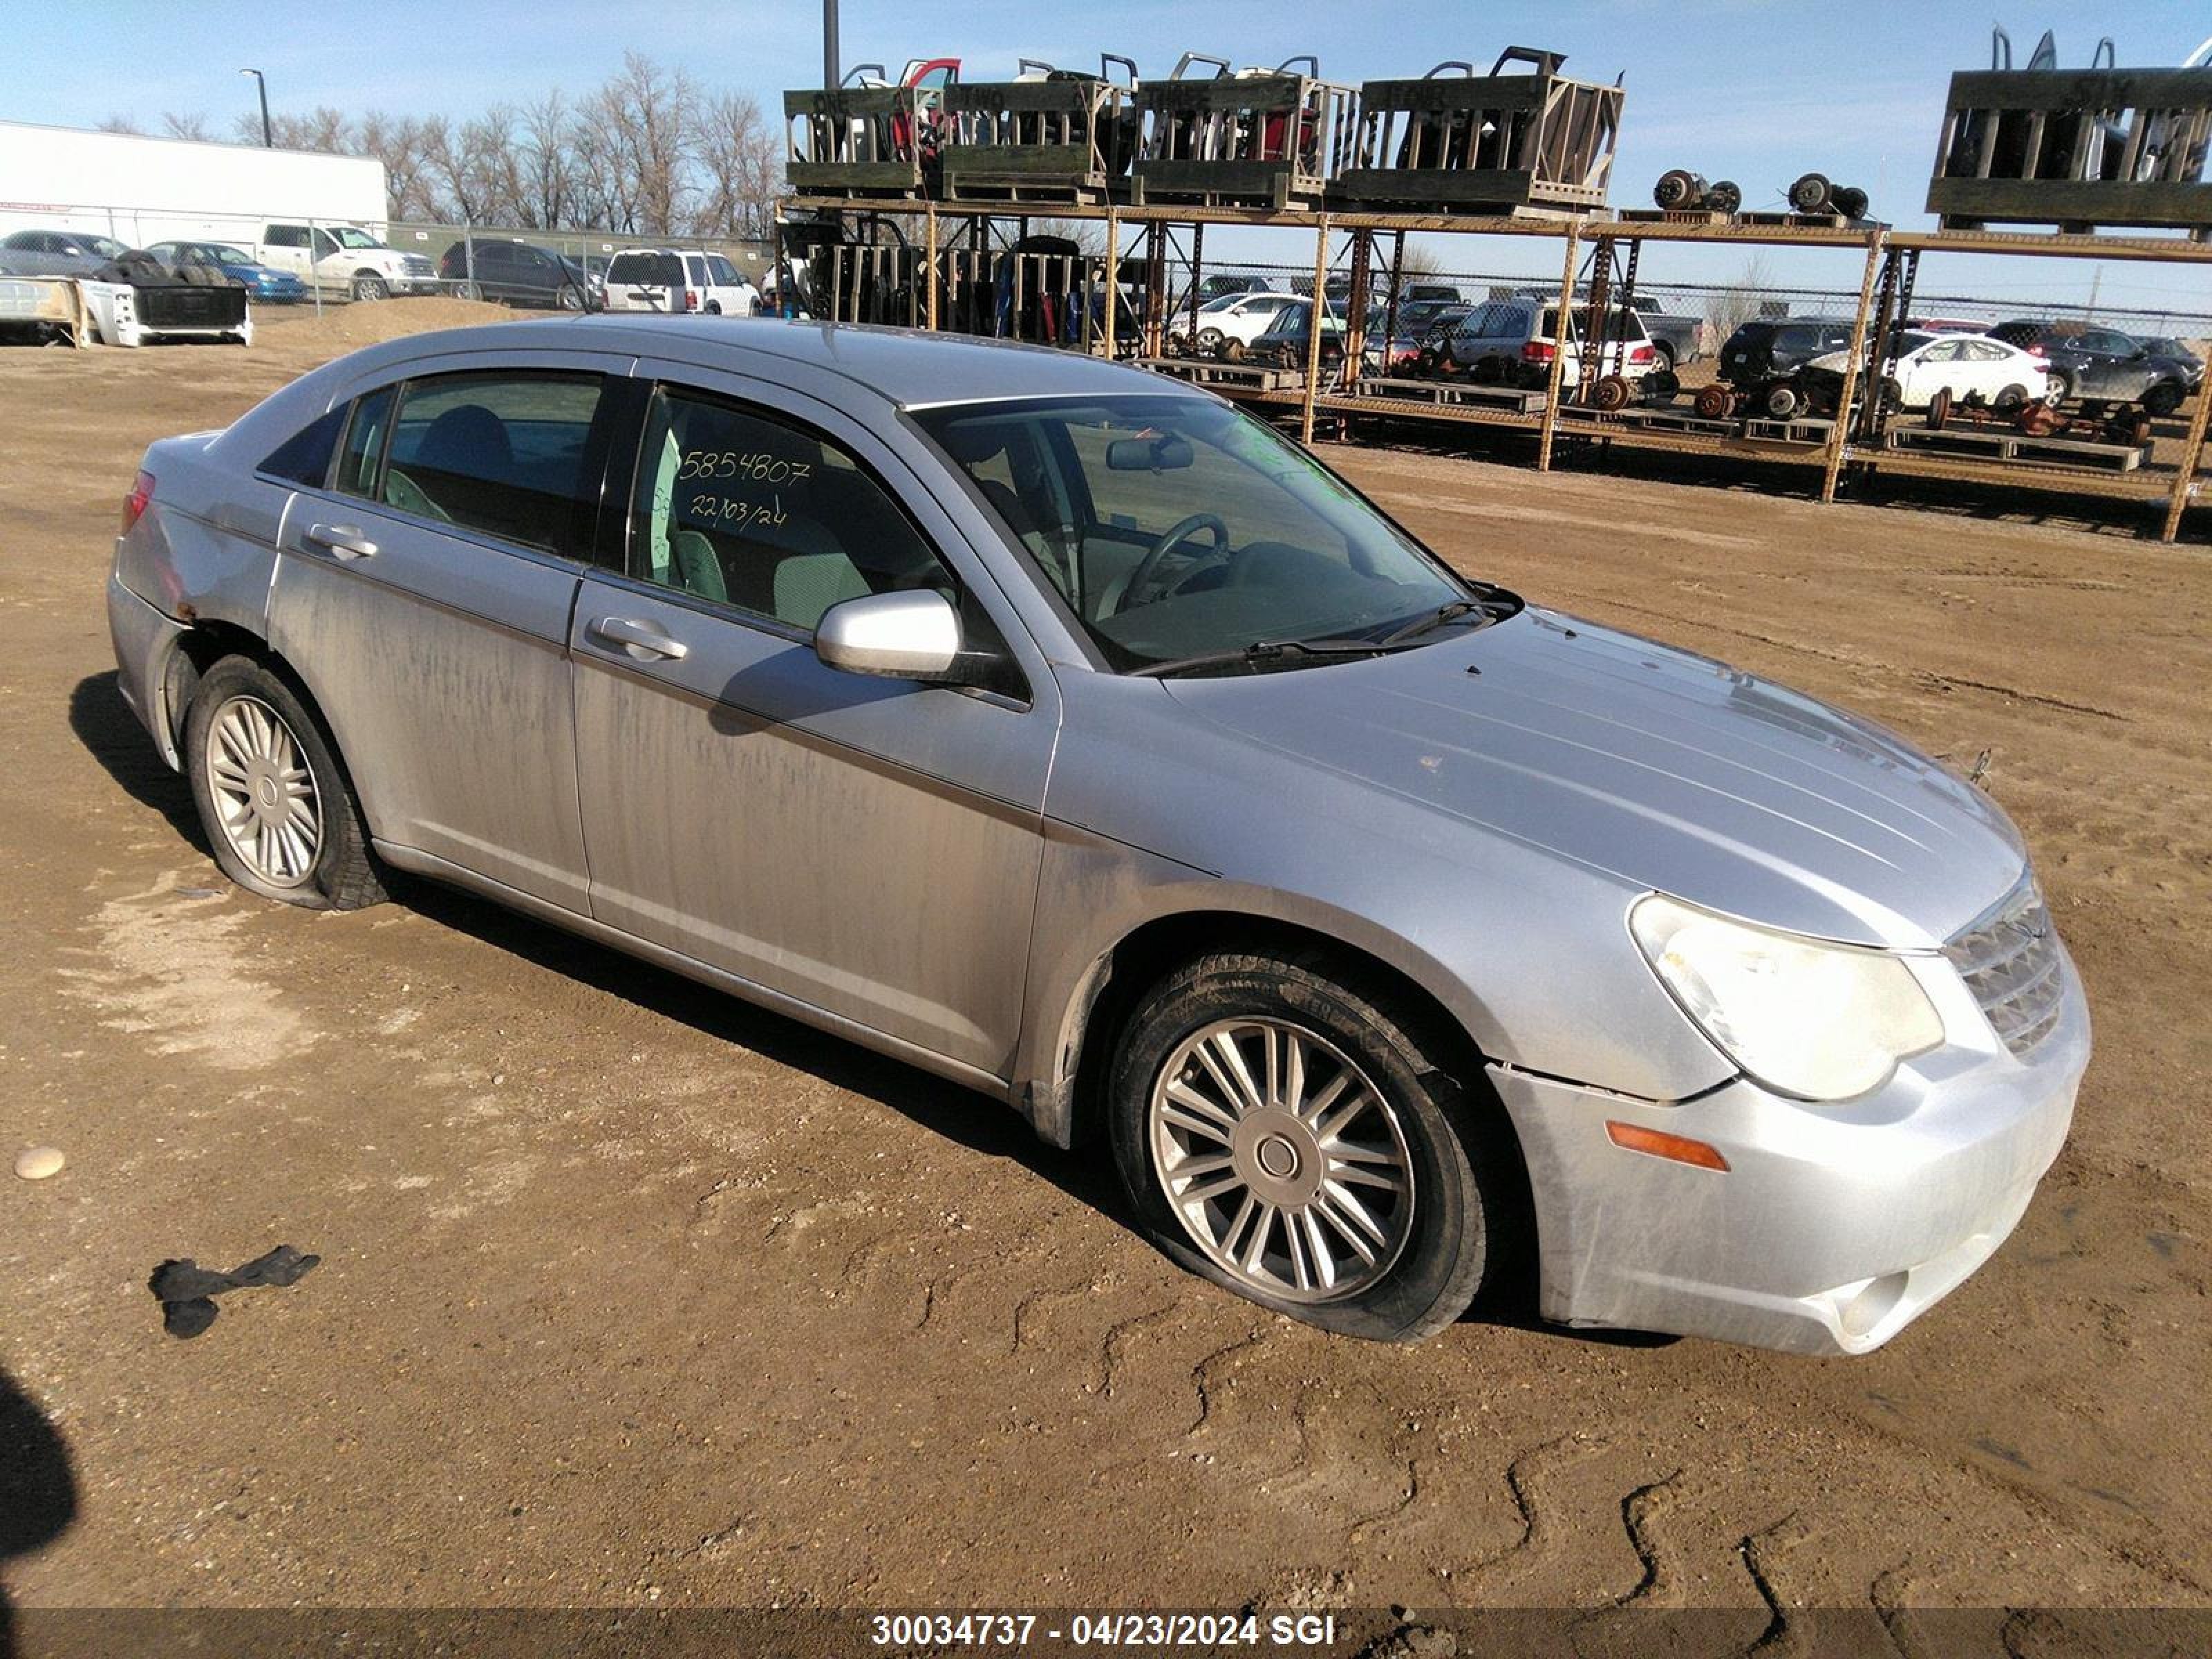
[0,120,388,250]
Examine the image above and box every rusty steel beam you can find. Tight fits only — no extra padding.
[1821,230,1891,503]
[2161,377,2212,542]
[1302,216,1331,446]
[1536,217,1582,471]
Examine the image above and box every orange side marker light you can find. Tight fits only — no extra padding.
[1605,1121,1730,1172]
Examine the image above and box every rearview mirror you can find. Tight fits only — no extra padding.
[814,589,964,681]
[1106,433,1194,471]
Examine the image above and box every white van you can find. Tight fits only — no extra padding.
[601,247,758,316]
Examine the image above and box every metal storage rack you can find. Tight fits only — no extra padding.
[779,195,2212,543]
[940,59,1141,203]
[1132,57,1355,209]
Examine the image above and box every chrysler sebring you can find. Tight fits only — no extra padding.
[106,319,2088,1353]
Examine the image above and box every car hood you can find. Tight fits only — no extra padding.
[1161,608,2027,949]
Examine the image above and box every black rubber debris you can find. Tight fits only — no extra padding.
[148,1245,320,1339]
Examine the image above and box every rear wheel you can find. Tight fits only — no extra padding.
[1196,326,1225,355]
[1992,382,2028,412]
[2045,368,2074,405]
[185,657,386,912]
[2142,381,2184,418]
[1649,340,1677,375]
[1107,952,1519,1342]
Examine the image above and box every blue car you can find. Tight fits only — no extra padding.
[146,241,308,304]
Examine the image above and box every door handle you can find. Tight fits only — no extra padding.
[588,616,689,661]
[306,522,378,560]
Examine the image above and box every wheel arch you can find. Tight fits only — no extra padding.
[1034,906,1505,1157]
[165,621,379,837]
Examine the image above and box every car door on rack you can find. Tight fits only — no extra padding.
[567,368,1058,1078]
[267,357,626,912]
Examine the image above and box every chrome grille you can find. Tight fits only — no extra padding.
[402,254,434,276]
[1944,878,2064,1058]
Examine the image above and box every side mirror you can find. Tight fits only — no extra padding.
[814,588,966,681]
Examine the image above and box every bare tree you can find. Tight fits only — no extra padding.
[591,53,700,236]
[97,115,144,133]
[520,91,576,230]
[692,91,780,238]
[1704,254,1776,346]
[161,112,214,142]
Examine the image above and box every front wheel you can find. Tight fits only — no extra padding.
[185,657,386,911]
[351,271,389,302]
[2142,381,2183,418]
[1107,953,1520,1342]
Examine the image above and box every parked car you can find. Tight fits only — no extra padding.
[1986,320,2193,414]
[1903,315,1996,335]
[1246,298,1349,368]
[1443,297,1660,386]
[1799,330,2052,412]
[2133,335,2204,394]
[1717,317,1857,395]
[0,228,132,278]
[144,241,308,304]
[437,239,600,310]
[252,223,438,302]
[601,247,758,315]
[1629,298,1703,370]
[1167,289,1306,355]
[1365,301,1471,373]
[106,320,2087,1356]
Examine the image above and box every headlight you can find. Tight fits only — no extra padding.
[1629,894,1943,1101]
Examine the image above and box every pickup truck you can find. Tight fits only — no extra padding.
[1630,299,1704,371]
[252,223,438,301]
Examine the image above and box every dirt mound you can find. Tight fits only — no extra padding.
[255,295,526,350]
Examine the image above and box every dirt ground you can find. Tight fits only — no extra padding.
[1,301,2209,1641]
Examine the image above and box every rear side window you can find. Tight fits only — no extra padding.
[630,385,952,633]
[265,226,306,249]
[709,254,741,285]
[341,371,608,558]
[259,404,348,486]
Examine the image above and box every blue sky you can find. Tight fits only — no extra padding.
[10,1,2212,307]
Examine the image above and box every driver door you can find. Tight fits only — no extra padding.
[567,364,1059,1078]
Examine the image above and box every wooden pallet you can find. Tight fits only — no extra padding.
[1352,376,1546,413]
[1886,424,2145,471]
[1141,357,1306,392]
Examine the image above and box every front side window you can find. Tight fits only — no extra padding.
[631,386,954,633]
[916,395,1486,673]
[339,371,606,557]
[311,229,340,259]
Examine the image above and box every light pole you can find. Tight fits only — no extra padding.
[240,68,272,147]
[823,0,839,87]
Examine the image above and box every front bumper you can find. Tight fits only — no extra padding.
[1492,948,2089,1355]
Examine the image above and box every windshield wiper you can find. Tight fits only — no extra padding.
[1375,598,1488,648]
[1133,638,1398,679]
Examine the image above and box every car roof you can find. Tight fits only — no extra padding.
[353,317,1212,411]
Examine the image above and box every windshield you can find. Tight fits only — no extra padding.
[331,227,385,250]
[914,395,1499,673]
[207,245,253,264]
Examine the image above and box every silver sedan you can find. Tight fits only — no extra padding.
[106,319,2088,1353]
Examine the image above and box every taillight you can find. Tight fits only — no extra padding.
[1521,340,1555,364]
[1629,344,1655,364]
[2026,343,2047,357]
[122,469,154,534]
[684,288,700,312]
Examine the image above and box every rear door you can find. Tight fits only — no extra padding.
[267,350,631,912]
[565,362,1058,1077]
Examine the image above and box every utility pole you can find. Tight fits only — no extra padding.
[823,0,840,87]
[240,68,272,147]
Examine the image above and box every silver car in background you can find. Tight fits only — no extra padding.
[106,320,2088,1354]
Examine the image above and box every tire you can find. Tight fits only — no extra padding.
[1928,386,1953,430]
[1877,377,1904,415]
[2142,380,2183,418]
[557,286,583,311]
[1196,326,1225,355]
[1106,951,1521,1343]
[1763,381,1803,419]
[705,300,722,315]
[1650,340,1677,375]
[452,281,481,302]
[1991,382,2028,413]
[2045,368,2073,405]
[351,271,389,303]
[185,657,386,912]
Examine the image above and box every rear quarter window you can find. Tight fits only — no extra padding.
[258,405,348,487]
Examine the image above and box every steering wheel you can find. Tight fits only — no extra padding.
[1114,514,1230,613]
